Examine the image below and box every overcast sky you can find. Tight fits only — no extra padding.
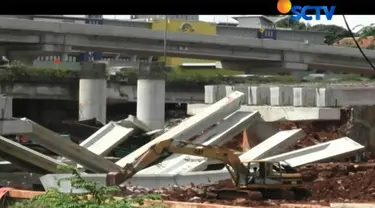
[99,15,375,32]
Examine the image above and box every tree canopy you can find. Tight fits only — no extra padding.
[275,16,353,45]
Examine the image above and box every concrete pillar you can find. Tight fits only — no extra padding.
[79,62,107,124]
[136,62,166,130]
[61,53,68,62]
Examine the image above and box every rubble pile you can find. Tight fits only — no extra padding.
[280,121,344,150]
[300,162,375,201]
[119,162,375,206]
[121,183,283,207]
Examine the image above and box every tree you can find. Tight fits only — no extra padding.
[276,17,352,45]
[311,24,352,45]
[275,16,311,30]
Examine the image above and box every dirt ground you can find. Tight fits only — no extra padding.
[122,117,375,207]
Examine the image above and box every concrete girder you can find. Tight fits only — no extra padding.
[115,91,245,168]
[1,18,375,72]
[0,18,365,60]
[140,111,260,174]
[0,135,65,174]
[263,137,364,167]
[0,118,122,173]
[40,137,363,190]
[79,122,134,157]
[190,129,305,172]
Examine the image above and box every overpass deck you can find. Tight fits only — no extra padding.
[0,17,375,73]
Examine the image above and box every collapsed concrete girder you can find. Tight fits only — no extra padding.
[140,111,261,174]
[0,118,122,173]
[115,91,245,168]
[80,122,134,156]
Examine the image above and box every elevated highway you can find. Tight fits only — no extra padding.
[1,17,375,74]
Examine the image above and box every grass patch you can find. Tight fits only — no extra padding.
[0,62,371,89]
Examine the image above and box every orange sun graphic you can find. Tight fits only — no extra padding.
[277,0,292,14]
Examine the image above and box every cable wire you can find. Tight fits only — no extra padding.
[342,15,375,70]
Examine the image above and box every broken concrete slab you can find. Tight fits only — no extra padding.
[0,135,66,173]
[80,122,134,156]
[115,91,244,168]
[7,118,122,173]
[187,104,341,121]
[142,111,260,174]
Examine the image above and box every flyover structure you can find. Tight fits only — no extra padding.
[0,17,375,74]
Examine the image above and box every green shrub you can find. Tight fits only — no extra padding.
[11,165,163,208]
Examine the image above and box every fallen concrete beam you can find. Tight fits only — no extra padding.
[239,129,305,161]
[40,136,363,189]
[187,104,341,121]
[188,129,305,172]
[80,121,134,156]
[0,119,33,134]
[263,137,364,167]
[0,135,65,173]
[141,111,260,174]
[115,91,244,168]
[0,118,122,173]
[139,111,251,174]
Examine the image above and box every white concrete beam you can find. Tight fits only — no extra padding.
[239,129,305,161]
[79,122,134,156]
[40,137,365,189]
[11,118,122,173]
[116,91,244,168]
[0,135,65,173]
[141,111,260,174]
[187,104,341,121]
[263,137,364,167]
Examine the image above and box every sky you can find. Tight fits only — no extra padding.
[65,15,375,32]
[99,15,375,32]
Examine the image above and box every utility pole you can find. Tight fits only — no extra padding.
[163,15,168,66]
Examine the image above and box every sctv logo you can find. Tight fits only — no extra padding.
[277,0,336,21]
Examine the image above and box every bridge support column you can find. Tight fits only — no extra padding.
[79,62,107,124]
[136,63,166,130]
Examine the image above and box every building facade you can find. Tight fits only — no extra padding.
[151,19,217,67]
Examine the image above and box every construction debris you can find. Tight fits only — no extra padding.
[0,91,374,207]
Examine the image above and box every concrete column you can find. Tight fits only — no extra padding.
[136,62,166,130]
[61,53,68,62]
[79,62,107,124]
